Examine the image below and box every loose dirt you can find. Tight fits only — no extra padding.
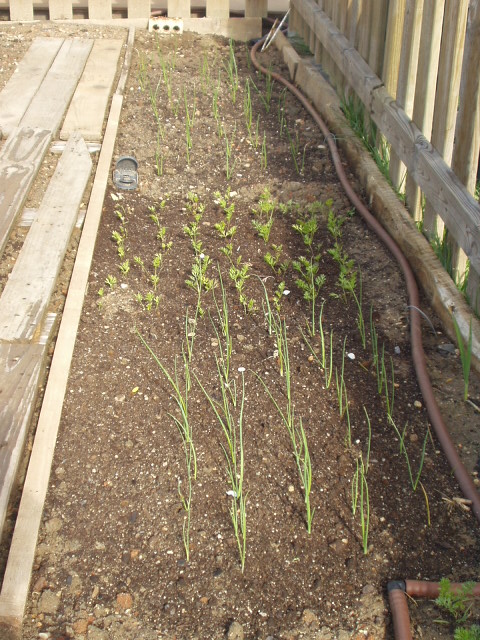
[0,23,479,640]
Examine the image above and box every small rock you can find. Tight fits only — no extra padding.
[116,592,133,610]
[236,334,245,342]
[288,484,295,493]
[414,400,422,409]
[227,621,244,640]
[45,517,63,535]
[302,608,319,627]
[37,590,60,615]
[438,342,456,356]
[32,576,48,593]
[73,618,89,635]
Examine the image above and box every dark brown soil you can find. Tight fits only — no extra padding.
[14,29,480,640]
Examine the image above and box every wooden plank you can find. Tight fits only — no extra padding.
[206,0,229,19]
[48,0,73,19]
[88,0,112,19]
[128,0,150,18]
[0,91,125,636]
[382,0,406,97]
[423,0,469,237]
[0,316,55,550]
[167,0,190,17]
[0,38,63,139]
[368,0,389,77]
[19,38,93,136]
[0,134,91,343]
[9,0,34,20]
[0,127,52,260]
[405,0,445,220]
[389,0,423,189]
[245,0,267,18]
[451,0,480,286]
[60,39,123,142]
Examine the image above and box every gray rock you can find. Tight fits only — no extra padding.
[37,590,60,615]
[227,620,244,640]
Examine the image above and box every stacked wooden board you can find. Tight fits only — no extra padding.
[0,36,123,551]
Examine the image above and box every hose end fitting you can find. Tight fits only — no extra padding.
[387,580,406,594]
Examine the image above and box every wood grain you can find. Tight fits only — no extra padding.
[0,134,92,342]
[60,39,123,141]
[0,38,64,138]
[0,127,52,260]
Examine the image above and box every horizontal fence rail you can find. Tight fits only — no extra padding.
[290,0,480,311]
[2,0,285,20]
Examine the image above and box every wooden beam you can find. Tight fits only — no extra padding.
[0,316,55,553]
[0,38,63,138]
[20,38,93,136]
[60,39,123,142]
[0,127,52,261]
[0,92,125,639]
[0,134,92,343]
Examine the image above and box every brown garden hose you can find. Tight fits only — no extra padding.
[250,37,480,523]
[388,580,480,640]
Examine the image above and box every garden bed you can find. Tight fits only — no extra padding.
[17,28,480,639]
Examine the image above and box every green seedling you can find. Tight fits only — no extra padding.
[435,578,480,638]
[286,127,306,175]
[225,125,237,180]
[211,265,233,387]
[244,78,253,136]
[452,314,473,402]
[261,131,268,170]
[264,244,288,275]
[137,332,196,560]
[105,274,117,289]
[195,366,248,572]
[119,259,130,276]
[224,39,239,104]
[292,255,326,335]
[255,322,315,533]
[351,454,370,554]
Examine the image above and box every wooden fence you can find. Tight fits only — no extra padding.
[2,0,276,21]
[290,0,480,311]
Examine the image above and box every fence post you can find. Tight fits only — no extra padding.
[49,0,73,19]
[128,0,151,18]
[9,0,34,20]
[245,0,267,18]
[88,0,112,19]
[451,0,480,303]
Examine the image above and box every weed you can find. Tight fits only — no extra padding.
[452,314,473,401]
